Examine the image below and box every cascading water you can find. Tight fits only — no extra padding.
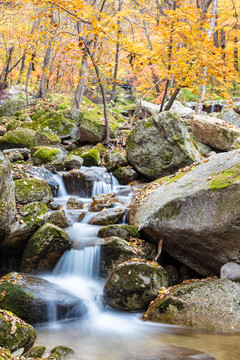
[35,167,234,360]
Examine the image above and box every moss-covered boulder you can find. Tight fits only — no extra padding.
[105,150,128,172]
[0,153,16,242]
[32,146,68,165]
[88,208,125,226]
[0,347,15,359]
[66,197,83,210]
[112,166,138,185]
[0,272,86,324]
[14,178,53,204]
[20,223,71,273]
[34,130,61,147]
[2,202,48,253]
[98,224,139,239]
[50,345,74,359]
[143,278,240,333]
[126,111,201,180]
[64,154,83,170]
[49,210,71,228]
[0,128,35,150]
[0,100,27,117]
[100,236,146,277]
[25,345,46,358]
[0,310,36,353]
[89,193,120,212]
[81,149,100,167]
[103,260,168,311]
[31,110,81,137]
[128,150,240,276]
[71,97,120,144]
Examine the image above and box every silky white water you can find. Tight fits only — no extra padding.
[35,168,240,360]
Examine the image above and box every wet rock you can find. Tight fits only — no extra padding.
[127,111,200,180]
[2,202,48,253]
[112,166,138,185]
[103,260,168,311]
[49,202,61,210]
[0,347,15,359]
[0,153,16,243]
[50,345,74,359]
[128,150,240,276]
[0,272,86,324]
[20,223,71,273]
[100,236,144,277]
[14,178,53,204]
[12,165,59,197]
[191,115,240,151]
[34,130,61,147]
[88,208,125,225]
[0,128,35,150]
[89,193,120,212]
[25,346,46,358]
[220,262,240,282]
[32,146,68,165]
[105,150,128,172]
[50,210,71,228]
[64,154,83,170]
[66,197,83,210]
[0,310,36,353]
[98,224,139,240]
[143,278,240,333]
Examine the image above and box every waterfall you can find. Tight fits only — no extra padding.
[92,174,119,196]
[52,173,68,197]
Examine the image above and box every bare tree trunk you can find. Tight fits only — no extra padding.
[25,61,33,107]
[17,54,26,84]
[196,0,218,114]
[164,87,181,111]
[71,50,89,109]
[0,46,14,89]
[38,46,52,98]
[234,35,238,72]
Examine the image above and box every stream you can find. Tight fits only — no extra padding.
[31,167,240,360]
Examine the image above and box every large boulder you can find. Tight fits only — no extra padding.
[64,154,83,170]
[0,153,16,242]
[134,100,159,119]
[32,146,68,165]
[0,310,36,353]
[88,208,125,226]
[14,178,53,204]
[0,128,35,150]
[98,224,140,239]
[217,108,240,128]
[0,99,27,117]
[2,202,48,253]
[112,166,138,185]
[128,150,240,276]
[0,272,86,324]
[126,111,200,180]
[105,150,128,172]
[20,223,71,273]
[103,260,168,311]
[34,130,61,147]
[143,278,240,333]
[191,115,240,151]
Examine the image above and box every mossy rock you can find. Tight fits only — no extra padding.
[0,272,86,324]
[50,345,74,359]
[25,345,46,358]
[143,278,240,333]
[14,178,53,204]
[112,166,138,185]
[0,309,36,352]
[98,224,139,239]
[0,100,27,117]
[34,130,61,147]
[105,150,128,172]
[99,236,144,277]
[103,260,168,311]
[0,347,14,359]
[0,128,35,150]
[89,193,120,212]
[32,146,68,165]
[66,197,83,210]
[81,149,100,167]
[49,210,71,228]
[20,223,71,273]
[64,154,83,170]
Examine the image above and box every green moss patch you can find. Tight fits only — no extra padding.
[210,165,240,190]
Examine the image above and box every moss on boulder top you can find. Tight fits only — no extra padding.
[32,146,68,165]
[0,100,27,117]
[20,223,70,273]
[143,278,240,333]
[0,309,36,353]
[34,130,61,147]
[0,128,35,150]
[81,149,100,167]
[98,224,139,239]
[14,178,53,204]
